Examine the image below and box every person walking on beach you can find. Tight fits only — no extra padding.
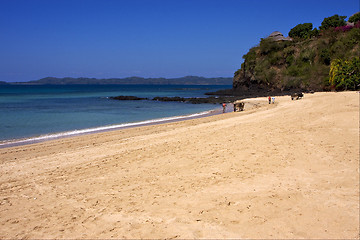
[272,97,275,104]
[222,103,226,113]
[268,96,271,104]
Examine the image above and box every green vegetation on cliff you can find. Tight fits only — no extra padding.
[329,58,360,90]
[234,13,360,91]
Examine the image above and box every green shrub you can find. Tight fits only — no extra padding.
[300,49,315,63]
[283,46,295,56]
[320,49,331,65]
[259,38,276,55]
[348,12,360,23]
[329,57,360,90]
[242,47,258,72]
[286,65,301,77]
[286,55,295,65]
[254,59,271,83]
[341,28,360,48]
[277,40,293,49]
[320,14,347,30]
[259,39,281,55]
[289,23,313,39]
[330,41,346,59]
[283,76,302,88]
[309,28,319,38]
[269,52,284,65]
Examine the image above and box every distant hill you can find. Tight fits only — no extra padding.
[10,76,232,85]
[0,81,9,85]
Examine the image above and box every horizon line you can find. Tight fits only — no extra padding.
[2,75,234,83]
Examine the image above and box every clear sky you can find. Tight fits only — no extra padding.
[0,0,358,82]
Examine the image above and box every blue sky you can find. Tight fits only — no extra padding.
[0,0,358,82]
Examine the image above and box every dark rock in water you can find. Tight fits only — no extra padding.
[110,96,148,100]
[110,95,245,104]
[153,96,242,104]
[153,96,186,102]
[152,96,219,104]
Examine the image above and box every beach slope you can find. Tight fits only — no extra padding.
[0,92,359,239]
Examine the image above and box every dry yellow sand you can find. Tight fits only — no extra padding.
[0,92,359,239]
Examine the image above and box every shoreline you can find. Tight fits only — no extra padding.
[1,101,246,149]
[0,108,224,149]
[0,85,312,149]
[0,92,358,239]
[0,91,288,149]
[0,84,232,147]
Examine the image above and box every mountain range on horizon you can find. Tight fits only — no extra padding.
[0,76,233,85]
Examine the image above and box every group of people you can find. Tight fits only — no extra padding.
[222,96,275,113]
[268,96,275,104]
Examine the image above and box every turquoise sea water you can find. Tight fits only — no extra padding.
[0,84,231,145]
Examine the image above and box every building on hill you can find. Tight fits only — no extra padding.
[267,31,293,41]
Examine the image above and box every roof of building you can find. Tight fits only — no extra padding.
[267,31,292,41]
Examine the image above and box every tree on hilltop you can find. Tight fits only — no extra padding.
[320,14,347,30]
[348,12,360,23]
[289,23,315,39]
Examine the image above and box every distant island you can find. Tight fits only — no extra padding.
[3,76,232,85]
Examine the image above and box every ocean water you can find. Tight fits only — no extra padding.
[0,84,231,145]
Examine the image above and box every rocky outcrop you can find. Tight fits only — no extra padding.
[110,95,243,104]
[109,96,148,100]
[153,96,240,104]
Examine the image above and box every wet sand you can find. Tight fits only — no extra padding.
[0,92,359,239]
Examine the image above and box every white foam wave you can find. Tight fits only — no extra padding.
[0,110,214,147]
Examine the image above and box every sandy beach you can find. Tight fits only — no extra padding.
[0,92,359,239]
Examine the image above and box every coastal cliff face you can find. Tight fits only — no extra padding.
[233,17,360,92]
